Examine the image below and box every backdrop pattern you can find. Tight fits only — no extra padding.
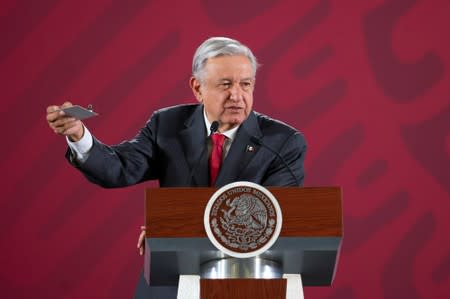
[0,0,449,298]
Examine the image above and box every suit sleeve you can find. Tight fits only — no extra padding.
[65,113,161,188]
[260,131,307,187]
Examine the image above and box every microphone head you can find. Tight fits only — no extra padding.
[210,121,219,134]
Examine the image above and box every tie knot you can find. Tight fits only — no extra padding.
[211,133,225,145]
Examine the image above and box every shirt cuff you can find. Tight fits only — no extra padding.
[67,126,93,163]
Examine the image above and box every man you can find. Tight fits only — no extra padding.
[47,37,306,298]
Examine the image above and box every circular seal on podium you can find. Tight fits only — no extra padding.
[204,181,283,258]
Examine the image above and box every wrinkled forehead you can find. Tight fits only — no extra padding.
[202,55,255,80]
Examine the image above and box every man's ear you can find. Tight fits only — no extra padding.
[189,76,202,103]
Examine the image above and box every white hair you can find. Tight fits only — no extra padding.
[192,37,259,81]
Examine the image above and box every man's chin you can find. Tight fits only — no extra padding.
[220,116,246,128]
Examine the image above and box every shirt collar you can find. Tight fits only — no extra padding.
[203,108,239,140]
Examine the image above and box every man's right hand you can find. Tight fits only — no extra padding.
[137,226,147,256]
[47,102,84,142]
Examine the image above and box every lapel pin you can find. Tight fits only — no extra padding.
[246,145,255,152]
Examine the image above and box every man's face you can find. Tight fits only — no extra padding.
[190,55,255,132]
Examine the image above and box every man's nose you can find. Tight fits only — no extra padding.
[229,85,243,101]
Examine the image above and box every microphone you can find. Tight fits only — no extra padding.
[210,121,219,134]
[187,121,220,185]
[250,136,300,186]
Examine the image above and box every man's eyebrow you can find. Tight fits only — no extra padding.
[218,77,254,82]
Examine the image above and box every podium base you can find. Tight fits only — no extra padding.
[177,274,304,299]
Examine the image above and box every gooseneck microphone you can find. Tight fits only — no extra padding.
[187,121,219,185]
[210,121,219,134]
[250,136,300,186]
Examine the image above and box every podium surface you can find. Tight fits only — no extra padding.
[145,186,342,286]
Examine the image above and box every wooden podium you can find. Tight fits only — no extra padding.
[144,187,342,298]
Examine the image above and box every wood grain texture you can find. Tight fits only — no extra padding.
[200,279,287,299]
[145,187,342,238]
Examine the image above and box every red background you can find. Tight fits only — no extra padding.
[1,0,449,298]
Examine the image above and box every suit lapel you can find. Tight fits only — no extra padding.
[179,105,209,186]
[215,112,262,186]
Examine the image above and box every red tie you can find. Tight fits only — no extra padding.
[209,133,226,186]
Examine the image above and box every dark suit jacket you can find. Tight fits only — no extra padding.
[68,104,306,188]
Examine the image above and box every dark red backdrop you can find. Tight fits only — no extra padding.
[1,0,449,298]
